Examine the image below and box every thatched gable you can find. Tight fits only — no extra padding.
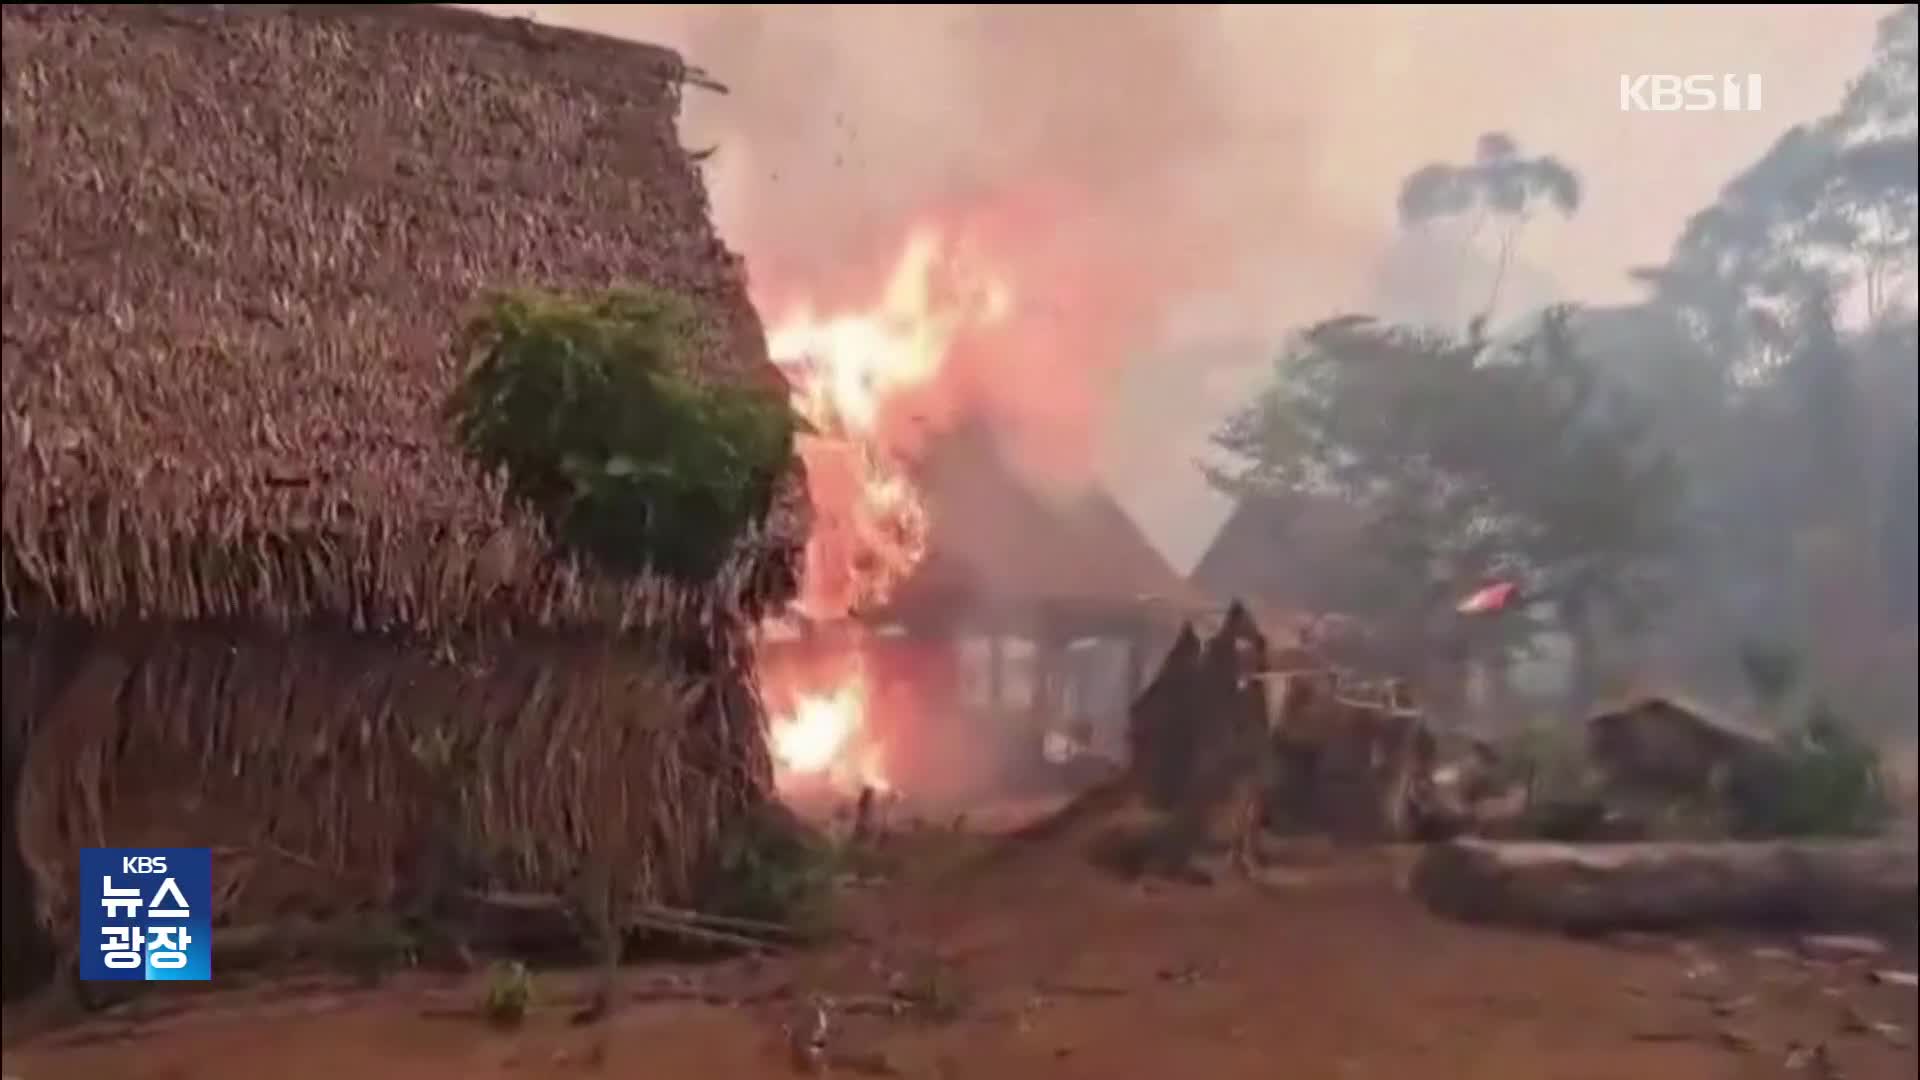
[1,4,799,995]
[880,421,1207,630]
[1191,493,1373,617]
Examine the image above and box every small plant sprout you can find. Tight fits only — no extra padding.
[484,959,534,1028]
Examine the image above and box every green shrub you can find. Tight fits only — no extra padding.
[1494,721,1610,840]
[698,801,840,940]
[483,959,533,1028]
[1729,704,1891,837]
[447,287,799,583]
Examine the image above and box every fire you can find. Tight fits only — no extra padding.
[770,686,860,774]
[766,225,1012,620]
[757,224,1014,797]
[764,654,891,796]
[767,226,1012,442]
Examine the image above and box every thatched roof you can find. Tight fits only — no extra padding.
[1191,493,1374,613]
[0,4,798,636]
[879,421,1207,629]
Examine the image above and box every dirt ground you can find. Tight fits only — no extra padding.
[4,840,1916,1080]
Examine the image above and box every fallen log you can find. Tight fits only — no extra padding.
[455,891,796,956]
[205,892,797,976]
[1411,837,1919,934]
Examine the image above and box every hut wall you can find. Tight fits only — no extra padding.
[4,623,764,975]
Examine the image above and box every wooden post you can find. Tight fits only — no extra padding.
[1029,619,1063,772]
[1125,625,1147,700]
[987,632,1004,712]
[1032,636,1053,724]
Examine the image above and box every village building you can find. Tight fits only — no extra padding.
[1,3,797,997]
[766,419,1209,794]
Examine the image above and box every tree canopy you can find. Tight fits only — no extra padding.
[1208,311,1684,702]
[1633,4,1917,367]
[1209,4,1916,730]
[1395,132,1583,322]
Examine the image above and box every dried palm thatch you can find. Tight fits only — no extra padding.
[1,4,804,991]
[5,617,772,925]
[1,2,801,632]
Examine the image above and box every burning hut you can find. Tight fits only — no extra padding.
[886,421,1206,730]
[762,420,1206,801]
[1,4,801,995]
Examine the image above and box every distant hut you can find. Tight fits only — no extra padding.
[1191,494,1375,619]
[874,420,1210,765]
[1,4,803,996]
[756,420,1205,797]
[1586,696,1783,798]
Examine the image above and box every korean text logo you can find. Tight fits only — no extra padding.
[1619,74,1763,113]
[79,848,212,981]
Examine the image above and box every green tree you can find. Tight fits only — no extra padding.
[1634,4,1916,368]
[1209,310,1683,712]
[1588,7,1916,729]
[1396,132,1582,323]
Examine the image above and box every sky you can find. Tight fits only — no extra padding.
[470,4,1887,571]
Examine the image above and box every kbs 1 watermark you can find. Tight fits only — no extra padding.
[1619,74,1764,113]
[79,847,213,981]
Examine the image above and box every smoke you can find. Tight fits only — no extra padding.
[1370,222,1566,332]
[666,5,1380,495]
[475,4,1376,495]
[473,3,1881,566]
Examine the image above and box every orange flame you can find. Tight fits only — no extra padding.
[758,224,1014,796]
[768,226,1012,442]
[764,653,890,797]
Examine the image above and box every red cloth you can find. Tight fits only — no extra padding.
[1456,581,1518,615]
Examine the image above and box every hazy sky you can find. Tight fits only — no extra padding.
[472,4,1886,570]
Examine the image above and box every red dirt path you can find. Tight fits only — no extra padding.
[5,846,1915,1080]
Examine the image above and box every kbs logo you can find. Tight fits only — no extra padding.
[79,847,213,982]
[1619,74,1763,113]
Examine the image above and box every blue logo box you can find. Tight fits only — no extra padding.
[78,847,213,982]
